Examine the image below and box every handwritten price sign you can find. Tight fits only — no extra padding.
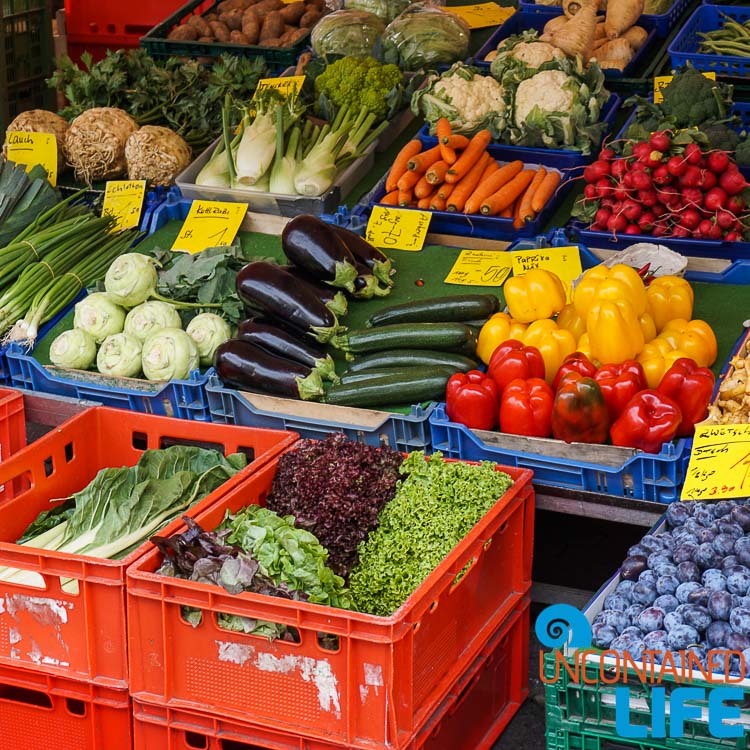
[366,206,431,252]
[172,200,247,254]
[444,250,512,286]
[254,76,305,100]
[510,246,582,302]
[447,3,515,28]
[102,180,146,232]
[5,131,57,186]
[681,423,750,501]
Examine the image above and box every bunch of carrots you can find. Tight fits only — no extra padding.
[381,118,562,227]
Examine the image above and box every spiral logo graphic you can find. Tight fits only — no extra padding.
[535,604,592,650]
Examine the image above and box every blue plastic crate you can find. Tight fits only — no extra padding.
[473,11,658,75]
[417,93,621,171]
[670,5,750,77]
[517,0,691,36]
[205,371,435,453]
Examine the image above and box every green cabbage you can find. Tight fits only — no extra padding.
[311,9,385,58]
[345,0,412,24]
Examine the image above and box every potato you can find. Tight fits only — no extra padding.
[278,29,296,45]
[305,0,325,12]
[252,0,284,18]
[197,36,215,42]
[208,20,231,41]
[230,29,251,43]
[217,0,246,11]
[260,10,284,40]
[186,14,212,37]
[242,8,260,42]
[280,1,305,23]
[168,23,199,40]
[259,37,284,46]
[299,8,321,27]
[220,8,244,29]
[287,27,309,43]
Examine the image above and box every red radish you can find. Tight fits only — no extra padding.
[601,198,616,209]
[584,184,598,199]
[681,208,702,230]
[639,188,658,206]
[698,219,713,235]
[599,148,616,161]
[691,228,705,240]
[632,142,652,162]
[684,143,703,165]
[679,166,702,188]
[719,169,749,196]
[625,224,641,235]
[614,183,631,201]
[707,151,730,175]
[591,222,606,231]
[725,231,740,241]
[699,170,717,191]
[666,155,687,177]
[650,132,671,152]
[646,151,664,169]
[681,187,704,207]
[611,200,624,213]
[717,209,735,229]
[658,186,680,206]
[638,211,656,232]
[631,160,649,172]
[630,171,652,191]
[595,207,612,226]
[672,225,691,238]
[653,223,668,237]
[652,164,673,185]
[611,159,629,179]
[727,196,746,214]
[595,178,614,197]
[707,223,723,240]
[623,200,642,221]
[704,187,728,212]
[652,202,667,217]
[607,213,627,233]
[584,160,611,182]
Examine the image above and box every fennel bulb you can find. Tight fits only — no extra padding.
[293,131,344,197]
[73,293,126,344]
[124,301,182,342]
[269,113,300,195]
[141,328,199,381]
[49,329,97,370]
[97,332,143,378]
[196,143,231,188]
[234,111,277,187]
[186,313,232,367]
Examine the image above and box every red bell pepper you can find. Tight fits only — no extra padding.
[500,377,554,438]
[551,372,610,444]
[445,370,499,430]
[656,357,715,437]
[610,390,682,453]
[552,351,598,391]
[488,339,545,394]
[594,359,648,423]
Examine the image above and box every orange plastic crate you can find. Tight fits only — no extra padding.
[0,407,297,688]
[0,387,25,471]
[0,661,131,750]
[127,457,534,750]
[131,597,530,750]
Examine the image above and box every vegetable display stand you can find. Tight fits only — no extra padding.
[0,388,24,479]
[127,457,534,750]
[0,407,297,687]
[140,0,310,68]
[206,371,436,453]
[130,597,530,750]
[669,5,750,77]
[417,93,622,171]
[0,0,55,133]
[0,662,131,750]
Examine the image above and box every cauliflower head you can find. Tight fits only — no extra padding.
[514,69,574,127]
[433,73,506,124]
[511,41,565,68]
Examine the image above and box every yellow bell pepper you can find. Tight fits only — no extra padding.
[573,264,648,319]
[557,303,586,342]
[576,333,594,362]
[645,276,694,332]
[504,268,566,324]
[659,319,717,368]
[637,345,695,389]
[640,311,657,344]
[476,312,528,365]
[586,299,645,365]
[522,319,577,385]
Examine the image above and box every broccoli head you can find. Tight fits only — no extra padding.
[700,123,740,153]
[660,65,733,128]
[736,138,750,167]
[314,56,403,122]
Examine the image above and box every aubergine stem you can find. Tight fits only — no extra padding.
[295,369,326,400]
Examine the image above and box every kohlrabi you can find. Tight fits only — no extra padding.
[97,332,143,378]
[49,329,97,370]
[124,301,182,342]
[73,293,126,343]
[141,328,199,381]
[186,313,232,367]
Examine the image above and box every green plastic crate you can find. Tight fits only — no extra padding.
[543,652,750,750]
[140,0,309,68]
[0,0,55,133]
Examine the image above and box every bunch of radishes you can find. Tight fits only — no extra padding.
[575,131,750,241]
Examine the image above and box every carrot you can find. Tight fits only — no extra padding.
[437,182,455,201]
[464,160,524,215]
[499,202,515,218]
[408,145,442,173]
[425,160,449,185]
[516,167,547,228]
[440,143,457,165]
[531,171,562,213]
[443,134,469,149]
[417,195,433,209]
[480,169,536,216]
[380,189,399,206]
[481,159,500,181]
[447,152,491,213]
[414,174,433,200]
[387,140,422,192]
[513,194,525,229]
[445,130,492,184]
[398,187,413,206]
[429,195,446,211]
[397,169,421,192]
[436,118,452,143]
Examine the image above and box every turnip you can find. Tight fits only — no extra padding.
[704,187,728,212]
[649,131,671,152]
[707,151,730,175]
[666,155,686,178]
[684,144,702,166]
[719,170,748,196]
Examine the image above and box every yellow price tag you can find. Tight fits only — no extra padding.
[510,246,582,302]
[172,200,247,254]
[681,423,750,501]
[5,131,57,186]
[102,180,146,232]
[444,250,512,286]
[366,206,431,252]
[447,3,515,29]
[654,71,715,104]
[254,76,305,101]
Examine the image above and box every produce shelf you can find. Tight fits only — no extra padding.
[127,456,534,749]
[0,407,296,686]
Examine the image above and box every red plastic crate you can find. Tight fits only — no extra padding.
[0,661,131,750]
[0,386,24,464]
[0,407,297,688]
[131,598,530,750]
[127,457,534,750]
[64,0,185,41]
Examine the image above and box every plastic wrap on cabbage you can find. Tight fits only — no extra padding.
[411,63,508,138]
[311,9,386,58]
[380,4,470,72]
[345,0,412,23]
[488,30,566,82]
[644,0,673,12]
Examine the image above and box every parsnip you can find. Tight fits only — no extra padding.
[594,37,633,69]
[547,2,598,58]
[621,25,648,51]
[544,14,570,34]
[604,0,644,39]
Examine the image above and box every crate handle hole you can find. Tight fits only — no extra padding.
[498,521,509,535]
[483,537,493,551]
[65,698,86,716]
[0,684,52,709]
[185,731,208,749]
[43,456,53,477]
[450,557,477,591]
[222,740,268,750]
[132,431,148,451]
[159,436,223,454]
[64,442,74,463]
[237,446,256,463]
[0,569,46,590]
[316,633,340,652]
[212,612,301,644]
[429,600,438,614]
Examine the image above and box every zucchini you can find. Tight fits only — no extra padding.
[323,369,453,408]
[340,365,456,385]
[365,294,500,328]
[333,323,477,356]
[346,349,478,373]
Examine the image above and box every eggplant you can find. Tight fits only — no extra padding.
[330,224,394,286]
[237,319,339,383]
[214,339,324,401]
[281,215,358,293]
[236,261,342,344]
[352,260,390,300]
[281,265,348,318]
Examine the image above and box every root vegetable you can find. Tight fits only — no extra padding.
[124,125,192,187]
[220,9,244,29]
[605,0,644,39]
[3,109,69,174]
[209,19,231,40]
[563,0,599,17]
[622,25,648,50]
[186,14,212,36]
[300,8,322,26]
[167,23,199,40]
[544,15,569,34]
[595,21,606,38]
[230,30,251,43]
[546,2,597,58]
[260,10,284,39]
[594,37,633,70]
[64,107,138,184]
[242,8,260,41]
[280,1,305,22]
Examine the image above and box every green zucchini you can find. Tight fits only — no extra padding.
[345,349,478,374]
[365,294,500,328]
[340,365,457,385]
[323,369,453,408]
[332,323,477,356]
